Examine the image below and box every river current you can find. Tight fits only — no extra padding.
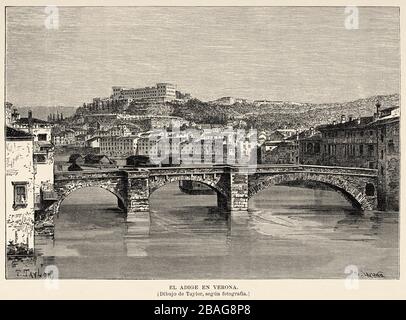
[21,184,399,279]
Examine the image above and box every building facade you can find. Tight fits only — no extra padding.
[136,132,162,160]
[6,127,35,253]
[373,106,400,211]
[262,140,298,164]
[260,129,298,164]
[12,111,56,211]
[5,102,13,125]
[52,129,75,146]
[112,83,177,102]
[317,115,377,169]
[99,135,138,157]
[298,128,322,165]
[307,104,399,211]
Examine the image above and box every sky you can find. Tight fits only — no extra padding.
[5,6,400,107]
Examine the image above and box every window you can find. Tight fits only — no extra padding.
[13,182,28,208]
[38,133,47,141]
[365,183,375,196]
[359,145,364,156]
[388,140,395,153]
[34,154,47,163]
[368,144,374,156]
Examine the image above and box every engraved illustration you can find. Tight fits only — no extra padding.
[5,6,399,279]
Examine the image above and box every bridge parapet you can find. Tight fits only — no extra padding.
[55,170,127,182]
[144,166,229,176]
[253,165,378,177]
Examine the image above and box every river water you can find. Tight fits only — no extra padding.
[29,184,399,279]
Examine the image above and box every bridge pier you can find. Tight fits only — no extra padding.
[34,205,56,238]
[118,198,126,211]
[226,170,251,235]
[229,170,249,212]
[217,193,229,211]
[125,172,151,236]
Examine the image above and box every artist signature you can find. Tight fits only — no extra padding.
[359,270,385,279]
[13,269,55,279]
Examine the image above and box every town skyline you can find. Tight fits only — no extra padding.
[6,85,401,109]
[6,6,400,107]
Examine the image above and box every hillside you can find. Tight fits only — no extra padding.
[44,93,399,132]
[170,94,399,131]
[171,99,240,124]
[16,106,77,120]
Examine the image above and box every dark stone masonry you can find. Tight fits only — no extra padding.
[34,164,381,239]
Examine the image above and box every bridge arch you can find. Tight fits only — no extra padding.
[149,175,228,199]
[248,172,376,210]
[53,182,127,217]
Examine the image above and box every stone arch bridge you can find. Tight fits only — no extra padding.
[37,165,378,237]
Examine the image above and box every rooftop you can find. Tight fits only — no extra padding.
[6,126,33,140]
[318,116,374,131]
[14,117,51,126]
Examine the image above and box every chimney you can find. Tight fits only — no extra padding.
[348,114,353,122]
[357,118,361,124]
[332,120,337,125]
[28,110,33,130]
[341,115,346,123]
[376,100,381,113]
[11,108,20,122]
[375,101,382,119]
[310,126,315,136]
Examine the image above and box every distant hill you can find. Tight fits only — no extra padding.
[65,93,399,132]
[170,94,399,131]
[16,106,77,120]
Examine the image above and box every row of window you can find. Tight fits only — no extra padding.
[323,129,375,139]
[101,147,137,151]
[100,142,135,146]
[317,140,396,156]
[323,143,375,157]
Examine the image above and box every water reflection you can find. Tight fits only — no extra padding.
[27,184,399,279]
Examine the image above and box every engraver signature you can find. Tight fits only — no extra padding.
[359,270,385,279]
